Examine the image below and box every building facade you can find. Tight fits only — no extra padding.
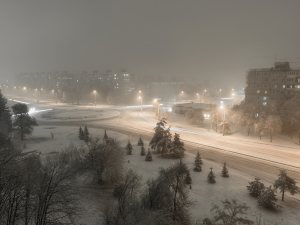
[245,62,300,106]
[14,70,136,98]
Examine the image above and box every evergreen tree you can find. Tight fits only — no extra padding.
[103,129,109,142]
[145,149,152,161]
[78,127,84,140]
[84,125,89,135]
[11,103,38,140]
[219,119,231,136]
[207,167,216,183]
[247,178,265,197]
[184,169,192,184]
[170,133,185,156]
[221,162,229,177]
[273,170,300,201]
[137,135,144,146]
[125,140,133,155]
[258,186,277,209]
[193,151,202,172]
[149,118,172,156]
[140,144,146,156]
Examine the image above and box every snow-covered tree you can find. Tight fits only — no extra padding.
[11,103,38,140]
[208,167,216,183]
[210,199,254,225]
[158,160,193,223]
[264,115,282,142]
[78,127,84,140]
[193,151,202,172]
[258,186,277,209]
[137,135,144,146]
[254,117,265,140]
[149,118,172,157]
[145,149,152,161]
[211,107,222,132]
[219,119,231,136]
[184,169,192,184]
[273,170,300,201]
[247,178,265,197]
[170,133,185,157]
[221,162,229,177]
[140,145,146,156]
[125,140,133,155]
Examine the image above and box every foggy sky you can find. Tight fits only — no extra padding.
[1,0,300,89]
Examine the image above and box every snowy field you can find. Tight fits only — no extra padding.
[20,126,300,225]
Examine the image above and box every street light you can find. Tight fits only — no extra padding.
[138,96,142,113]
[93,90,96,106]
[220,105,226,136]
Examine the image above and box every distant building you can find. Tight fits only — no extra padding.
[14,70,136,97]
[148,82,203,101]
[245,62,300,105]
[172,102,213,119]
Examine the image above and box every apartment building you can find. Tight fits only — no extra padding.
[14,70,136,96]
[245,62,300,105]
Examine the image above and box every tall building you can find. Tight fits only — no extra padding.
[245,62,300,105]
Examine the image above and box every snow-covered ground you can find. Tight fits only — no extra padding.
[19,126,300,225]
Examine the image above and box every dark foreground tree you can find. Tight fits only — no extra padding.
[247,178,265,197]
[208,199,254,225]
[273,170,300,201]
[221,162,229,177]
[208,167,216,183]
[11,103,38,140]
[158,160,194,224]
[0,92,12,136]
[258,186,277,209]
[84,125,90,142]
[184,169,192,184]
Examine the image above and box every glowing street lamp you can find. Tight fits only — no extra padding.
[93,90,96,106]
[23,87,26,90]
[138,96,142,113]
[232,93,235,96]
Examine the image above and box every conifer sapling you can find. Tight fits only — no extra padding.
[140,144,146,156]
[258,185,277,209]
[247,178,265,197]
[208,167,216,183]
[221,162,229,177]
[138,135,144,146]
[184,169,192,184]
[193,151,202,172]
[125,140,133,155]
[145,148,152,161]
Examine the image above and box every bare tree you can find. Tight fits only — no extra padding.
[85,137,125,184]
[264,115,282,142]
[209,199,254,225]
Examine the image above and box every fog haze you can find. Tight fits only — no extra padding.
[1,0,300,88]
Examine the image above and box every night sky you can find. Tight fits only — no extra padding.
[1,0,300,89]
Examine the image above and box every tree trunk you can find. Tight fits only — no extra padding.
[282,189,285,201]
[259,135,261,140]
[270,132,272,142]
[216,124,217,132]
[247,127,250,136]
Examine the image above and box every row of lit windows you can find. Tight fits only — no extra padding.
[256,71,300,77]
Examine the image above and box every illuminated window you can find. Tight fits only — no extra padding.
[257,90,260,94]
[283,85,285,88]
[263,102,267,106]
[264,90,267,94]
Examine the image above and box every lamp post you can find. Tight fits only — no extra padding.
[138,96,142,113]
[94,90,96,106]
[154,99,160,119]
